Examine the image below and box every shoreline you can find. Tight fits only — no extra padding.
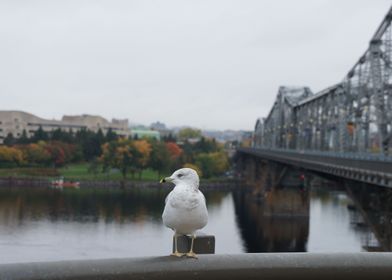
[0,177,238,191]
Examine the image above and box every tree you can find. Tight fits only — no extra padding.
[0,146,24,167]
[45,142,66,167]
[100,138,141,184]
[162,133,176,142]
[32,126,49,142]
[178,128,201,140]
[166,142,183,170]
[195,153,215,178]
[194,137,220,153]
[133,140,152,179]
[105,128,117,142]
[51,128,74,143]
[148,140,171,179]
[22,142,51,166]
[75,129,104,161]
[183,163,202,178]
[18,129,30,144]
[195,151,229,178]
[3,133,16,146]
[88,157,100,178]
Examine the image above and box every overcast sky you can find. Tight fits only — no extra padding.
[0,0,391,130]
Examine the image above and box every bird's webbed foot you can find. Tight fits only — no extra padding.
[186,251,198,259]
[170,251,185,257]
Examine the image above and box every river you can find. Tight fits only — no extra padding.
[0,179,389,264]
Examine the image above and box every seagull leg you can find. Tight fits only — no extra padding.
[171,233,185,257]
[186,234,198,259]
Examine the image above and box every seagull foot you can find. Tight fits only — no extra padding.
[186,252,198,259]
[170,252,185,257]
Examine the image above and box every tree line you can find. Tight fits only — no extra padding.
[0,127,229,179]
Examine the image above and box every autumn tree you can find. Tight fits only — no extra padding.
[133,139,152,179]
[166,142,183,170]
[148,140,171,179]
[0,146,24,167]
[100,138,141,184]
[21,142,51,166]
[45,143,66,167]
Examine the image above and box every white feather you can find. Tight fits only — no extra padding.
[162,168,208,235]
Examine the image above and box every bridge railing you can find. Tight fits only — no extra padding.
[238,147,392,187]
[1,253,392,280]
[254,147,392,163]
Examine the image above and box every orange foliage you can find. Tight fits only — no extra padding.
[133,140,152,167]
[0,146,24,166]
[165,142,182,160]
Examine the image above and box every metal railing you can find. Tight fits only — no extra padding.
[1,253,392,280]
[237,147,392,187]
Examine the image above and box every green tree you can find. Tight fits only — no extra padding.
[148,140,171,179]
[88,157,101,178]
[178,128,201,140]
[195,151,229,178]
[3,133,16,146]
[32,126,49,142]
[105,128,117,142]
[18,129,30,144]
[75,129,104,161]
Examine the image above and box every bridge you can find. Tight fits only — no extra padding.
[238,6,392,188]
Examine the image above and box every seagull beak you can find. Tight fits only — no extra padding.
[160,177,173,183]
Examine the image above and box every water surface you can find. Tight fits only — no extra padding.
[0,183,386,264]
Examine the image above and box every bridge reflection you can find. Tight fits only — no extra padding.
[346,184,392,251]
[234,162,392,253]
[233,189,309,252]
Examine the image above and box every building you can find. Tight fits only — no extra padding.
[0,110,130,144]
[150,121,174,138]
[131,129,160,140]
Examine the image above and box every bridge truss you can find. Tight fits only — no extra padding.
[255,6,392,156]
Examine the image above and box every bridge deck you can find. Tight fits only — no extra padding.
[237,148,392,188]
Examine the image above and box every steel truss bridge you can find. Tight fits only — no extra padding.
[242,6,392,187]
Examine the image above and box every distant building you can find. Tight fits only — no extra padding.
[0,110,130,144]
[131,129,160,140]
[150,121,173,138]
[150,121,167,130]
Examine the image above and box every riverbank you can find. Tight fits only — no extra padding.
[0,164,160,182]
[0,176,238,190]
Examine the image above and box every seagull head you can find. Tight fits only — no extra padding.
[160,168,200,188]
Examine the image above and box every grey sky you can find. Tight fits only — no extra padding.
[0,0,391,130]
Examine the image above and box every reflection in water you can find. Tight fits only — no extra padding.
[233,189,309,252]
[0,187,241,264]
[233,178,392,253]
[345,185,392,251]
[0,179,391,263]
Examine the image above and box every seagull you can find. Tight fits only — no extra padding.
[160,168,208,258]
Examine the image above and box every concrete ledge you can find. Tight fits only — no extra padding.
[1,253,392,280]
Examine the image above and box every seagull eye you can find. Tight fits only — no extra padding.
[177,174,183,178]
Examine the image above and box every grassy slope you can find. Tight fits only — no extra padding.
[0,163,162,182]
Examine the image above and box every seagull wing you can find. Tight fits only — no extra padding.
[166,190,202,210]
